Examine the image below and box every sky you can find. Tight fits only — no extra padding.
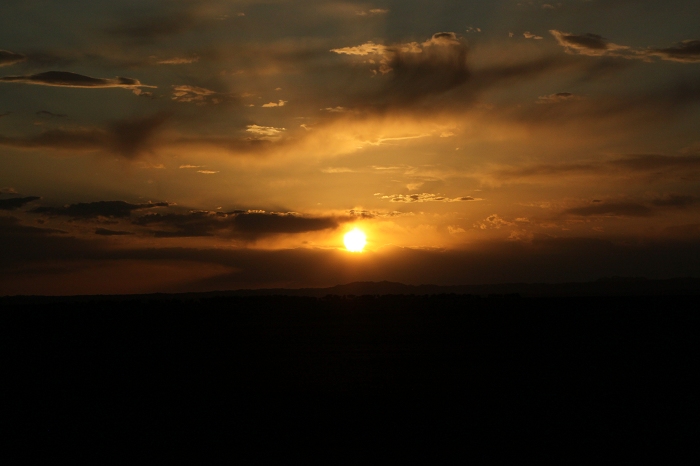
[2,0,700,295]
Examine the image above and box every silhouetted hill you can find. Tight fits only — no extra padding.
[3,277,700,303]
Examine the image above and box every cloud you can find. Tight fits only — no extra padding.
[475,214,515,230]
[564,202,653,217]
[645,40,700,63]
[609,154,700,172]
[550,30,626,57]
[0,196,40,210]
[1,187,18,194]
[378,32,470,104]
[0,71,154,89]
[132,210,344,240]
[0,113,169,159]
[376,193,478,203]
[332,32,468,98]
[171,85,231,104]
[356,8,389,16]
[551,30,700,63]
[536,92,578,103]
[246,124,286,140]
[36,110,67,118]
[497,154,700,179]
[0,50,26,67]
[32,200,169,219]
[523,32,543,40]
[94,228,133,236]
[331,42,388,57]
[323,106,348,113]
[262,100,287,107]
[179,165,203,169]
[197,170,219,174]
[562,195,699,218]
[156,56,199,65]
[649,194,699,208]
[347,209,408,219]
[321,167,354,173]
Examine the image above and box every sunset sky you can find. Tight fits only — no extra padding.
[2,0,700,295]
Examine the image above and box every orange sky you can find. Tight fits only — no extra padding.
[2,0,700,294]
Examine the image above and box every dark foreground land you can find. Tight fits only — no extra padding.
[3,291,699,455]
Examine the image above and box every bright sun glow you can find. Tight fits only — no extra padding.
[344,228,367,252]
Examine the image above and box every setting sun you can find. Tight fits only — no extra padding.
[344,228,367,253]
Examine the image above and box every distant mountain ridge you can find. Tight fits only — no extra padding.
[226,277,700,298]
[6,277,699,302]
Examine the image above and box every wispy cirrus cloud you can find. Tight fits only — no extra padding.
[0,71,155,89]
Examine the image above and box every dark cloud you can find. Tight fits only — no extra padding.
[0,113,169,159]
[95,228,133,236]
[108,113,169,158]
[0,50,26,67]
[133,211,343,240]
[646,40,700,63]
[378,33,470,106]
[0,71,153,89]
[564,202,653,217]
[1,187,18,194]
[332,33,474,108]
[32,201,169,219]
[650,194,698,208]
[552,30,700,64]
[0,196,40,211]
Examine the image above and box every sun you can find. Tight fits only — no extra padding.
[344,228,367,253]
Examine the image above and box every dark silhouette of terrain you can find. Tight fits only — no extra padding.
[3,280,698,452]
